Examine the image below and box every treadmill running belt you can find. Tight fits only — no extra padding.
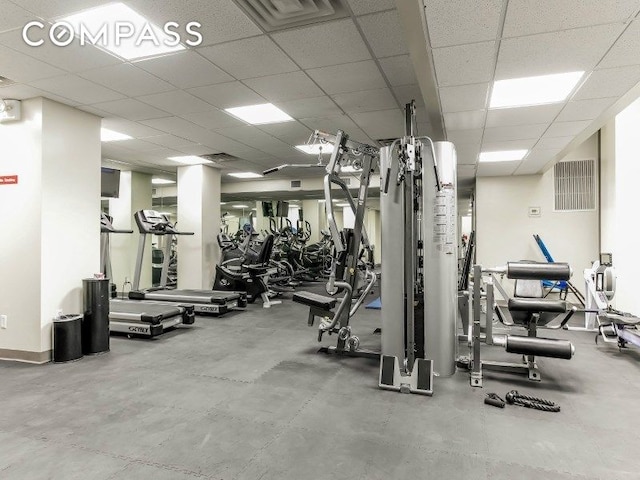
[132,289,240,304]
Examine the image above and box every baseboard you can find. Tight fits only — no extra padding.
[0,348,51,364]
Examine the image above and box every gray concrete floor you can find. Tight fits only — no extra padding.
[1,286,640,479]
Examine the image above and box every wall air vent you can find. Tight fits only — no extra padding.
[290,180,302,188]
[233,0,349,32]
[553,159,596,211]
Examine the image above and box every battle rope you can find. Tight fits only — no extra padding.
[505,390,561,412]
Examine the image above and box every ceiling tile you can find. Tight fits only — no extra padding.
[477,161,520,176]
[216,126,295,157]
[357,10,408,58]
[171,144,217,156]
[77,104,108,116]
[556,97,617,121]
[424,0,503,48]
[257,122,314,145]
[198,36,298,80]
[80,64,174,97]
[444,110,486,130]
[129,0,261,47]
[0,83,44,100]
[543,120,592,138]
[485,104,563,127]
[447,129,483,147]
[180,110,245,130]
[272,18,371,69]
[350,109,405,139]
[306,60,387,94]
[378,55,417,86]
[30,75,125,104]
[345,0,395,15]
[392,84,423,108]
[0,1,33,33]
[137,90,216,115]
[102,118,164,138]
[514,148,562,175]
[91,98,170,121]
[439,83,489,113]
[574,65,640,100]
[275,96,342,118]
[134,51,233,89]
[143,134,194,149]
[495,24,625,79]
[482,138,538,151]
[187,81,265,109]
[6,0,109,17]
[483,124,549,143]
[432,41,496,86]
[0,45,65,83]
[243,71,323,102]
[0,29,120,73]
[599,20,640,69]
[298,115,371,144]
[503,0,637,38]
[455,143,480,165]
[331,88,397,113]
[116,138,167,153]
[534,136,573,150]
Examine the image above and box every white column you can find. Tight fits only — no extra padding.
[0,98,101,362]
[108,171,152,291]
[177,165,221,289]
[302,199,321,243]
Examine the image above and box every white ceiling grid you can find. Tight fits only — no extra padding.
[423,0,640,178]
[0,0,428,181]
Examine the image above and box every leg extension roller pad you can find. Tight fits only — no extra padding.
[505,335,575,360]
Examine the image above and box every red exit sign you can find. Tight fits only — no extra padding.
[0,175,18,185]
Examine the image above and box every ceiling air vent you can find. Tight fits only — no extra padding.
[233,0,349,32]
[0,76,16,87]
[290,180,302,188]
[199,153,240,164]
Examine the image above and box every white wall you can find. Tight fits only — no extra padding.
[476,135,599,296]
[600,98,640,313]
[0,98,101,359]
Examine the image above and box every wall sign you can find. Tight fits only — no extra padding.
[0,175,18,185]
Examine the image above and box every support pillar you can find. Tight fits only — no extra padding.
[177,165,221,289]
[0,98,101,362]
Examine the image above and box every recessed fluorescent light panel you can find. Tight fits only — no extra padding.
[62,3,185,60]
[151,178,175,185]
[101,128,131,142]
[233,204,249,209]
[295,144,335,155]
[225,103,293,125]
[228,172,263,179]
[479,150,528,163]
[168,155,213,165]
[490,71,584,109]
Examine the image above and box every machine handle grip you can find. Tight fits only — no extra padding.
[263,167,280,175]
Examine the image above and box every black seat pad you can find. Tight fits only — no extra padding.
[293,291,337,310]
[508,297,567,313]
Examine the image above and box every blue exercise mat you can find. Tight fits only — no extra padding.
[366,297,381,309]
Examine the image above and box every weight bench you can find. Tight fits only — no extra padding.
[293,291,337,326]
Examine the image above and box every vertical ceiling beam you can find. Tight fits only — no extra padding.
[394,0,445,140]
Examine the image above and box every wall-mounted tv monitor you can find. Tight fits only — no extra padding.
[101,167,120,198]
[262,201,274,217]
[276,200,289,217]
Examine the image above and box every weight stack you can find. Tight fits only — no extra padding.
[82,278,110,355]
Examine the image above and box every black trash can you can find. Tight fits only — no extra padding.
[52,314,83,363]
[82,278,110,355]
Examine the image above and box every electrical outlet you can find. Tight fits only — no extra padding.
[0,315,7,329]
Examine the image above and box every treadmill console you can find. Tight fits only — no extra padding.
[134,209,194,236]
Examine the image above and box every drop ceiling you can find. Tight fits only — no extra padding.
[1,0,640,197]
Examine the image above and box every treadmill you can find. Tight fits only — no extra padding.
[128,210,245,315]
[101,213,196,337]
